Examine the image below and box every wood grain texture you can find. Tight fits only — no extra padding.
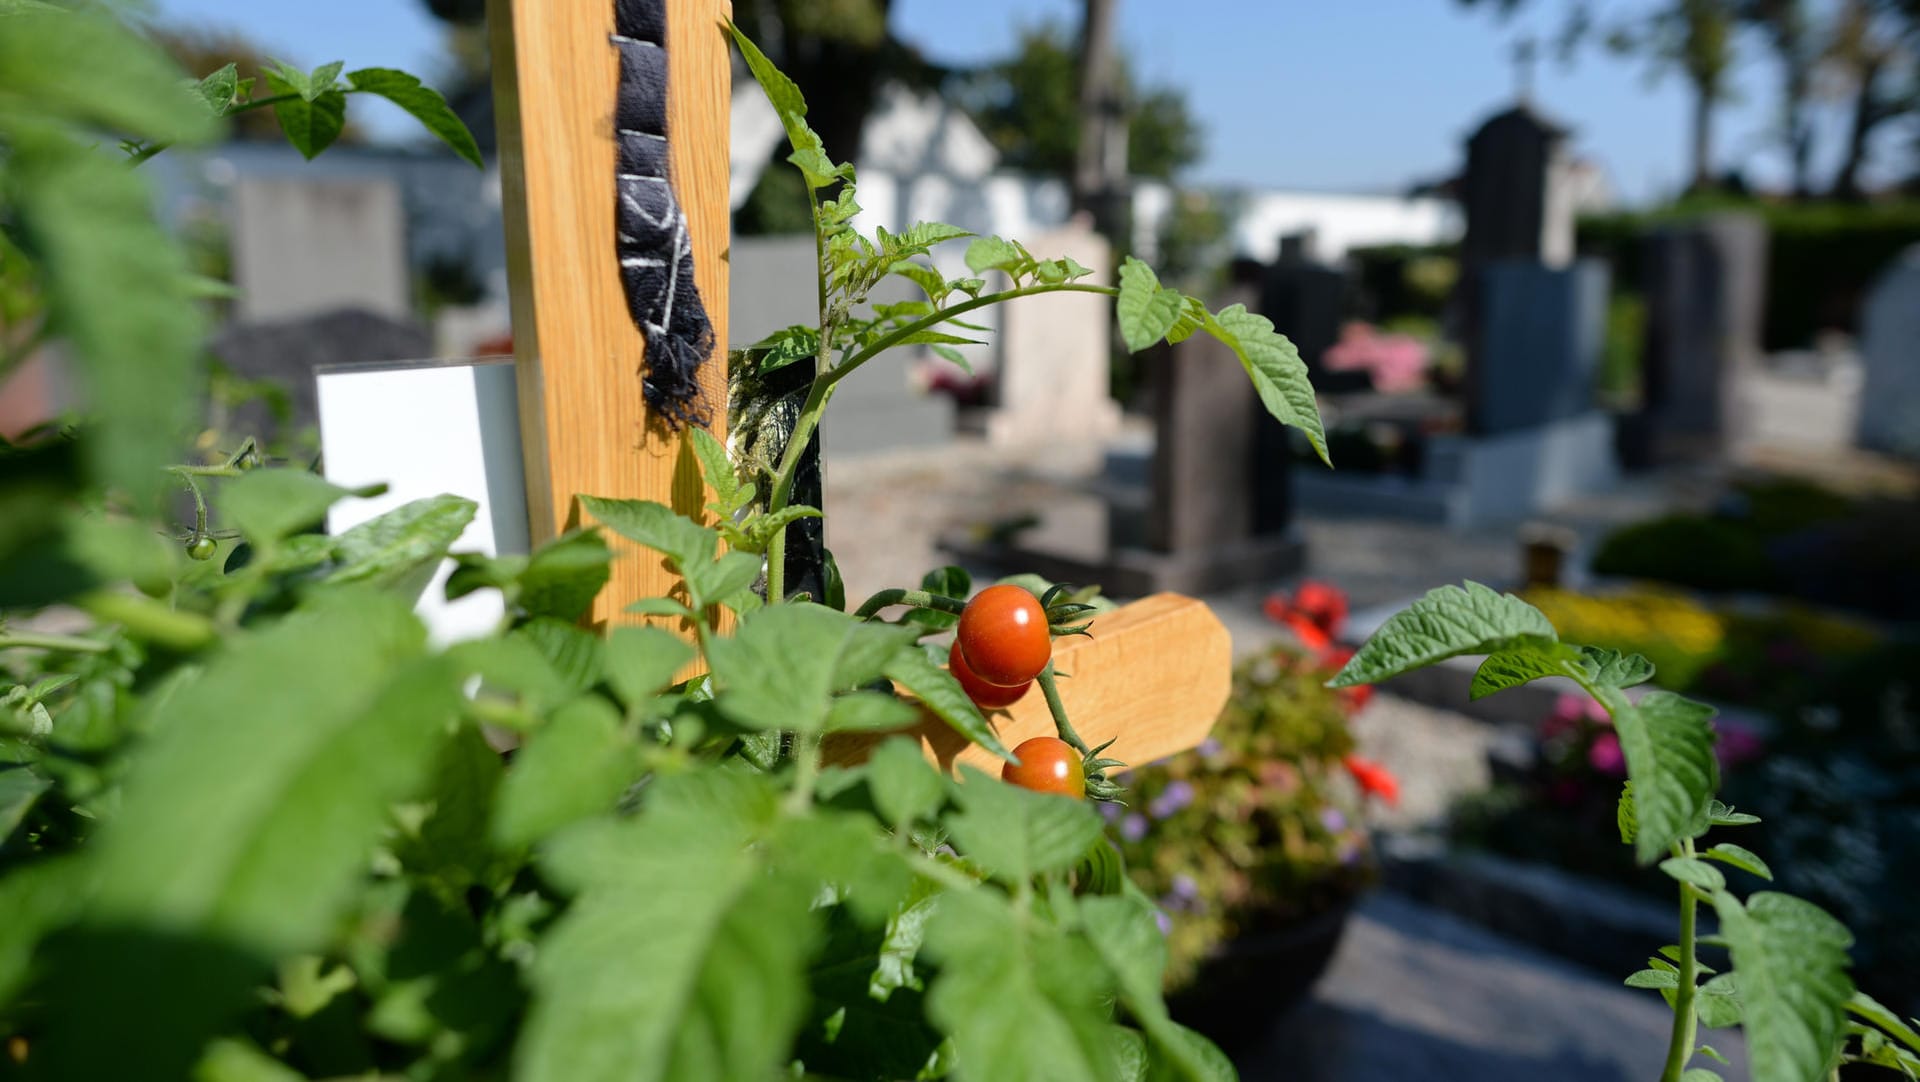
[488,0,732,627]
[823,593,1231,775]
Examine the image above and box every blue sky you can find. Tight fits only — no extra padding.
[150,0,1910,204]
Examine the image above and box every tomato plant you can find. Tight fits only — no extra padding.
[956,583,1052,687]
[1003,736,1087,798]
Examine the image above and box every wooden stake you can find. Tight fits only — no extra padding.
[488,0,732,626]
[823,594,1232,774]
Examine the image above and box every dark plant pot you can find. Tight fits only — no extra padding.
[1165,899,1357,1053]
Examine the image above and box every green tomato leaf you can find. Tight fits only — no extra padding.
[513,618,605,696]
[824,691,921,733]
[306,60,344,97]
[708,604,920,731]
[0,767,50,844]
[1116,258,1181,352]
[265,69,346,159]
[922,886,1118,1082]
[866,736,946,828]
[1695,973,1743,1029]
[1702,842,1773,881]
[1612,691,1719,864]
[517,529,614,621]
[493,695,639,851]
[1470,642,1584,699]
[687,425,741,508]
[964,235,1027,276]
[0,8,221,142]
[883,644,1014,761]
[324,495,476,598]
[449,634,572,716]
[1714,891,1854,1082]
[1659,857,1726,892]
[944,766,1104,882]
[1329,582,1558,688]
[1625,968,1680,989]
[519,770,816,1082]
[1580,646,1656,689]
[392,720,506,892]
[603,626,695,713]
[193,63,241,115]
[1709,800,1762,827]
[1078,895,1234,1081]
[1202,304,1329,466]
[220,469,360,546]
[1850,990,1920,1056]
[1618,781,1638,845]
[345,67,482,166]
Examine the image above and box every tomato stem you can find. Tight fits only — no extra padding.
[1035,663,1089,755]
[851,588,967,621]
[1659,839,1702,1082]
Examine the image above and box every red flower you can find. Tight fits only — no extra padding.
[1343,754,1400,806]
[1292,581,1349,640]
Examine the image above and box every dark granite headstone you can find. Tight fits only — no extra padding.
[1256,257,1347,533]
[1857,245,1920,457]
[209,307,432,445]
[1639,213,1767,457]
[1472,260,1608,434]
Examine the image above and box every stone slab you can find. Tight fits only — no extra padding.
[232,176,409,322]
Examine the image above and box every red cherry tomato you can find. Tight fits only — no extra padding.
[949,641,1029,709]
[955,584,1050,687]
[1002,736,1085,798]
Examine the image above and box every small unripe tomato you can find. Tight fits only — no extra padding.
[186,536,217,561]
[1002,736,1085,799]
[955,584,1050,687]
[949,641,1029,709]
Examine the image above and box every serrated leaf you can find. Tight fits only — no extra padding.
[0,767,50,843]
[265,69,346,159]
[345,67,481,166]
[1203,304,1329,466]
[603,626,695,713]
[1851,991,1920,1055]
[1709,800,1762,827]
[492,695,637,851]
[742,505,823,553]
[306,60,344,97]
[866,737,945,828]
[1078,895,1232,1082]
[193,63,241,115]
[1613,691,1718,863]
[518,770,815,1082]
[1702,842,1772,881]
[737,325,820,375]
[884,645,1013,760]
[324,495,476,599]
[708,604,918,731]
[581,496,715,568]
[1619,781,1638,845]
[1660,857,1726,892]
[513,618,604,696]
[824,691,921,733]
[944,766,1103,881]
[725,19,813,158]
[888,221,973,252]
[222,469,359,546]
[1116,258,1181,352]
[1330,582,1558,688]
[1696,973,1743,1028]
[517,529,613,621]
[1471,642,1583,699]
[1580,646,1655,689]
[1714,891,1854,1082]
[1,8,222,144]
[964,236,1025,276]
[449,634,571,717]
[1626,969,1680,989]
[688,425,741,509]
[393,721,504,892]
[922,887,1116,1082]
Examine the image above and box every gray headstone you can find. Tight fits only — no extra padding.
[231,177,410,322]
[985,223,1121,448]
[209,308,432,442]
[1640,213,1768,454]
[1471,259,1608,434]
[1857,245,1920,457]
[1148,289,1260,554]
[1256,257,1347,532]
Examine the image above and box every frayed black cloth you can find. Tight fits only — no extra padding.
[613,0,714,428]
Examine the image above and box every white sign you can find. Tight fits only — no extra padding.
[316,358,529,644]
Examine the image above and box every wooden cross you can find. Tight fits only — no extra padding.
[483,0,1228,766]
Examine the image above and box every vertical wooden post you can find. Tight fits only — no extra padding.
[488,0,732,625]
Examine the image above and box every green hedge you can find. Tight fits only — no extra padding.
[1578,201,1920,351]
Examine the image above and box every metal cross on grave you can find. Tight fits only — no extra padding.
[481,0,1228,770]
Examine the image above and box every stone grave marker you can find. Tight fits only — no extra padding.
[1640,212,1768,458]
[1256,237,1348,533]
[231,176,410,322]
[1857,244,1920,458]
[1473,259,1608,434]
[209,309,432,448]
[984,222,1122,449]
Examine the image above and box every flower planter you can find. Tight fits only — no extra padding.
[1167,900,1358,1053]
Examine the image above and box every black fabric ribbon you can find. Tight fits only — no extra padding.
[612,0,714,428]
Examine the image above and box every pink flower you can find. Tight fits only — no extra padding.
[1322,322,1430,392]
[1588,732,1626,776]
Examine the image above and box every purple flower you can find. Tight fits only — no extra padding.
[1337,837,1363,866]
[1154,909,1173,936]
[1098,800,1122,823]
[1120,813,1149,843]
[1171,874,1200,901]
[1198,738,1224,758]
[1320,807,1347,833]
[1148,780,1195,820]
